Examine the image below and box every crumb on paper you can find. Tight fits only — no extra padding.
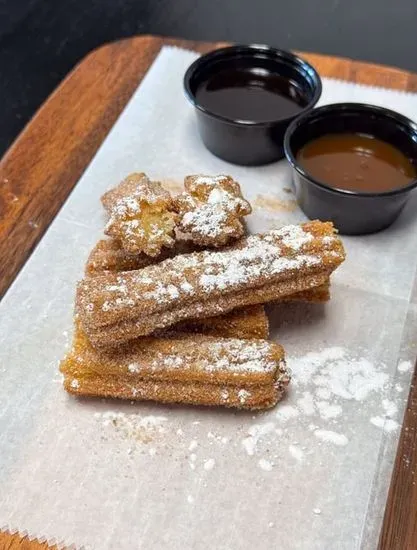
[96,412,167,444]
[253,194,298,213]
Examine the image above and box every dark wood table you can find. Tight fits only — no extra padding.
[1,35,416,550]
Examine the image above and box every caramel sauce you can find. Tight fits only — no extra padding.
[296,133,416,192]
[195,68,306,122]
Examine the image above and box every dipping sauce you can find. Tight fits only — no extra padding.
[195,68,306,123]
[296,133,416,192]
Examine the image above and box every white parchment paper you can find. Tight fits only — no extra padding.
[1,46,417,550]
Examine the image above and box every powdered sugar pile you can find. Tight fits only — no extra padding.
[289,347,389,401]
[236,347,403,464]
[91,346,408,493]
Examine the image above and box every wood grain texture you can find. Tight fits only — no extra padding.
[1,34,417,550]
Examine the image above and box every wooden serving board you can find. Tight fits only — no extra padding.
[1,35,417,550]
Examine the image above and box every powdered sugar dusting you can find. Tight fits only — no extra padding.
[370,417,399,432]
[297,392,315,415]
[398,360,412,373]
[289,347,388,401]
[258,458,274,471]
[314,430,348,446]
[84,223,343,320]
[289,444,304,461]
[238,389,251,404]
[276,225,314,250]
[175,174,251,245]
[316,401,342,419]
[275,405,299,421]
[242,422,275,456]
[203,458,216,471]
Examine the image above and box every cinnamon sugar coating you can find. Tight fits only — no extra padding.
[76,221,345,347]
[60,327,290,410]
[174,174,252,247]
[102,173,178,256]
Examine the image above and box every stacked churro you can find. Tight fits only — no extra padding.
[60,173,346,410]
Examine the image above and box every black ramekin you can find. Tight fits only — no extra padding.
[184,45,322,166]
[284,103,417,235]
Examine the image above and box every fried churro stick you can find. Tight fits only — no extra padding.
[85,238,331,305]
[174,174,252,247]
[102,173,178,256]
[60,327,290,410]
[283,281,331,303]
[77,221,345,347]
[86,239,269,338]
[172,305,269,339]
[85,238,200,276]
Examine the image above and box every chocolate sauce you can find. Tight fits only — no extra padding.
[195,68,306,123]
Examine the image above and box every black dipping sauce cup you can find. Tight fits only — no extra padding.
[284,103,417,235]
[184,45,322,165]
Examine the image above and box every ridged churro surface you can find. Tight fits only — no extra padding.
[77,221,345,346]
[60,327,289,410]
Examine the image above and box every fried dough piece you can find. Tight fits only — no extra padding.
[102,173,178,256]
[76,221,345,347]
[174,174,252,247]
[85,241,269,339]
[85,238,331,306]
[60,327,290,410]
[172,305,269,340]
[283,281,330,303]
[85,238,200,275]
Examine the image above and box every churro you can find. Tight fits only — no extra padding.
[174,174,252,247]
[85,238,331,304]
[85,238,200,276]
[76,221,345,347]
[172,305,269,339]
[60,327,290,410]
[102,173,178,256]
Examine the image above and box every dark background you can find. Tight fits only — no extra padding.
[2,0,417,156]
